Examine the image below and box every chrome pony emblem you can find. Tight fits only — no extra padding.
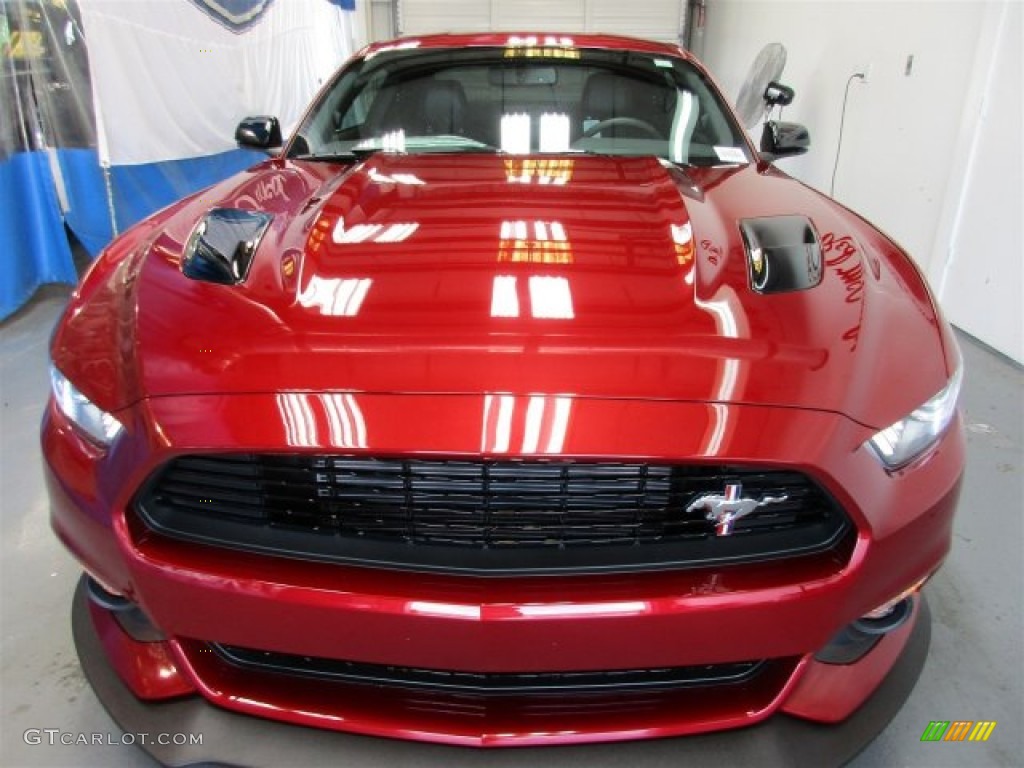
[686,483,788,537]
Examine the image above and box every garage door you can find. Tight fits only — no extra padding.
[397,0,683,45]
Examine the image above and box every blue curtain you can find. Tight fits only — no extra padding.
[0,151,79,320]
[2,0,99,321]
[108,148,262,233]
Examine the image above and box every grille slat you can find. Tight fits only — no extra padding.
[210,643,767,695]
[136,456,851,574]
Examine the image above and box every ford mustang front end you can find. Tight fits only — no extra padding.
[42,33,964,761]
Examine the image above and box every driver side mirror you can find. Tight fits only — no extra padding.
[235,116,282,153]
[760,120,810,162]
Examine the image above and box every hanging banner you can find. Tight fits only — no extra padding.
[80,0,354,229]
[80,0,353,167]
[1,0,355,320]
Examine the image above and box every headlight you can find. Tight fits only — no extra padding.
[49,365,124,447]
[866,364,963,469]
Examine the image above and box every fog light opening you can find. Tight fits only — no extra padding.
[862,603,900,621]
[852,595,914,635]
[815,582,925,665]
[853,575,929,634]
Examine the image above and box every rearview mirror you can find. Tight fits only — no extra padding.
[235,116,282,153]
[760,120,810,162]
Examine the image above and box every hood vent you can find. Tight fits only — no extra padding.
[739,216,821,294]
[182,208,272,285]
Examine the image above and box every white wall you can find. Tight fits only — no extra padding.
[702,0,1022,363]
[397,0,684,43]
[931,1,1022,363]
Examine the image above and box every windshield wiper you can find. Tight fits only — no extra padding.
[665,156,750,169]
[419,145,500,154]
[291,145,503,161]
[290,147,383,163]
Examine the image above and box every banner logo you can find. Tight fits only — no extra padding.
[188,0,273,32]
[920,721,996,742]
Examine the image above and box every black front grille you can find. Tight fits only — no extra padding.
[135,455,851,574]
[210,643,766,695]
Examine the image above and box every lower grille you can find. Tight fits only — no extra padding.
[135,455,851,574]
[210,643,765,695]
[180,636,802,740]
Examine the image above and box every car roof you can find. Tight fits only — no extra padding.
[360,32,690,60]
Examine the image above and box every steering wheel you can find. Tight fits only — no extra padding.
[579,117,662,139]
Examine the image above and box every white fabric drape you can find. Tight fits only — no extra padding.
[80,0,353,166]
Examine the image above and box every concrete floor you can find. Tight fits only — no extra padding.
[1,287,1021,768]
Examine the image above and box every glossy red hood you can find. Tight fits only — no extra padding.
[55,153,951,429]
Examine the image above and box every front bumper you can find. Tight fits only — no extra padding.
[45,393,964,749]
[74,576,934,765]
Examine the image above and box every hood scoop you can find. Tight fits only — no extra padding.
[739,215,822,294]
[182,208,273,285]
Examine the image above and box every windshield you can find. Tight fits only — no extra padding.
[289,44,750,166]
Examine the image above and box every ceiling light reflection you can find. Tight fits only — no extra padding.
[539,113,570,152]
[522,395,572,454]
[332,219,419,244]
[504,158,574,185]
[322,393,367,449]
[490,275,520,318]
[671,221,695,266]
[407,601,481,619]
[518,601,648,618]
[504,35,580,59]
[277,393,368,448]
[306,215,332,253]
[481,394,574,454]
[368,167,425,186]
[500,113,531,154]
[374,222,420,242]
[528,276,574,319]
[498,219,572,264]
[278,393,317,448]
[481,394,516,453]
[335,223,383,243]
[490,274,575,318]
[365,40,421,60]
[381,129,405,152]
[298,276,372,316]
[670,91,695,164]
[694,289,749,455]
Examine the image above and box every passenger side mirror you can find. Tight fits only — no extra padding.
[235,116,282,153]
[760,120,810,162]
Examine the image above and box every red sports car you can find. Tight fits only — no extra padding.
[43,33,964,765]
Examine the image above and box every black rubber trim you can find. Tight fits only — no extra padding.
[210,643,765,695]
[85,576,134,612]
[85,576,165,643]
[71,575,933,767]
[814,624,883,665]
